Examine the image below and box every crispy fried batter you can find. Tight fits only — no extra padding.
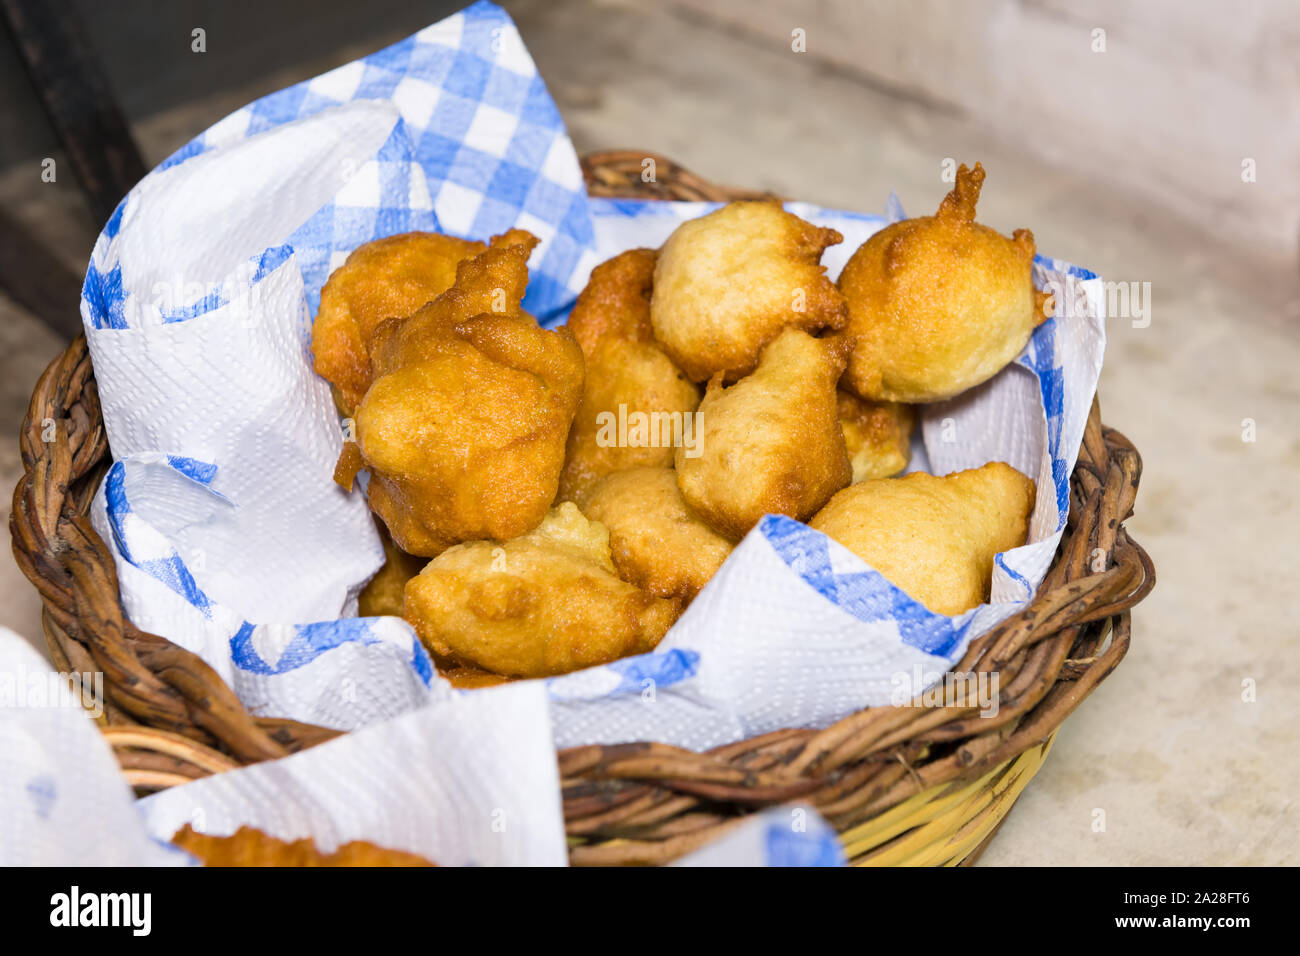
[557,339,699,502]
[651,201,847,382]
[358,522,428,617]
[403,502,679,677]
[809,461,1036,615]
[172,825,436,867]
[364,229,538,366]
[837,389,914,483]
[558,249,699,502]
[348,231,585,556]
[837,162,1043,403]
[675,328,852,540]
[438,664,515,689]
[312,232,486,415]
[564,247,659,351]
[579,466,733,602]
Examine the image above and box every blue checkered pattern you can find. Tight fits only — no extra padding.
[82,0,596,330]
[102,455,433,684]
[762,818,845,867]
[1025,254,1098,530]
[761,515,979,659]
[673,805,846,866]
[545,647,700,702]
[103,456,220,617]
[281,121,438,317]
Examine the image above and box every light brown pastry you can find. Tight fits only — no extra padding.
[651,201,847,382]
[340,231,585,557]
[675,327,852,540]
[172,825,436,867]
[358,523,427,617]
[558,249,699,502]
[312,231,486,415]
[437,664,514,689]
[837,389,914,483]
[837,162,1047,403]
[579,466,733,602]
[563,246,658,355]
[809,461,1036,615]
[403,503,679,678]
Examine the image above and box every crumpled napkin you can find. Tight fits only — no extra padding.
[0,628,567,865]
[137,679,569,866]
[0,630,190,865]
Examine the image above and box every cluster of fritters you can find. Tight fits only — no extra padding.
[311,163,1043,685]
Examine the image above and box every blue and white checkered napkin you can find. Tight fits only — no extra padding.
[83,0,596,328]
[78,0,1105,784]
[80,1,600,729]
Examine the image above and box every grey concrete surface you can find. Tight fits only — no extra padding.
[674,0,1300,258]
[1,0,1295,865]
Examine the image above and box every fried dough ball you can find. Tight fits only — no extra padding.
[173,826,435,867]
[558,341,699,502]
[358,523,428,617]
[837,162,1046,403]
[342,232,585,556]
[403,503,679,677]
[313,232,486,414]
[558,249,700,502]
[651,201,848,382]
[363,228,539,365]
[438,664,514,689]
[675,328,852,540]
[837,390,914,483]
[564,246,659,352]
[579,467,733,602]
[809,461,1036,615]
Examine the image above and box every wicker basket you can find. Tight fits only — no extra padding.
[9,150,1154,866]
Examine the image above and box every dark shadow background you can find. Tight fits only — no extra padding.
[0,0,464,166]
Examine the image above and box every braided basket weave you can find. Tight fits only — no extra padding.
[9,150,1154,865]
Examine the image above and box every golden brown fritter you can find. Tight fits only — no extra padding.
[312,232,486,415]
[403,503,679,677]
[809,461,1036,615]
[837,389,914,483]
[358,522,428,617]
[579,467,733,602]
[172,825,436,867]
[558,339,700,502]
[837,162,1046,403]
[558,248,699,502]
[362,228,538,367]
[675,328,852,540]
[564,246,659,351]
[342,231,586,557]
[651,201,848,382]
[437,664,514,689]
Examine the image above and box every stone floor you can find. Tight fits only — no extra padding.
[1,0,1295,864]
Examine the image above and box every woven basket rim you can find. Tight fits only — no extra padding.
[8,149,1155,865]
